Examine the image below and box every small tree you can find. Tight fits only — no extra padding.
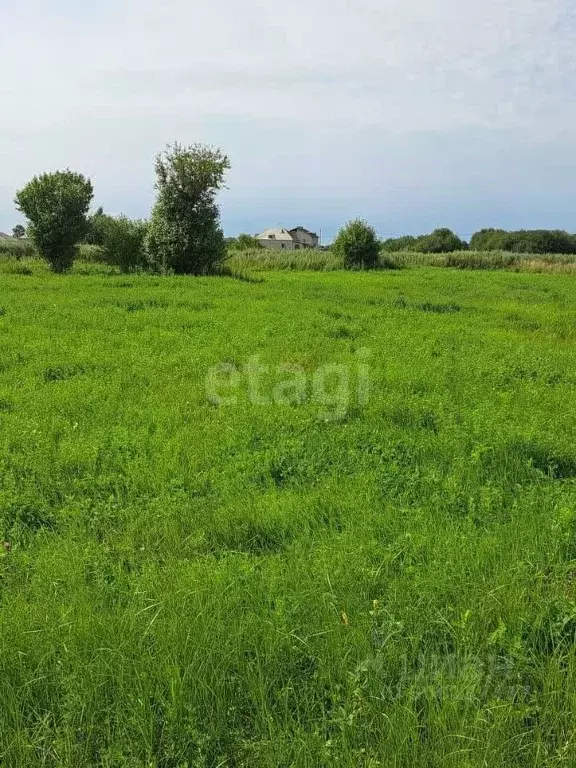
[15,171,93,272]
[333,219,380,269]
[146,143,230,274]
[12,225,25,239]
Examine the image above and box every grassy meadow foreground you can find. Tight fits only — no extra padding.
[2,264,576,766]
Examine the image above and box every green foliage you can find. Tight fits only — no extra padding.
[470,228,576,254]
[382,229,467,254]
[85,211,148,272]
[469,228,509,251]
[84,207,108,246]
[11,225,25,239]
[414,227,468,253]
[14,171,93,273]
[332,218,380,269]
[2,268,576,764]
[76,244,107,264]
[146,142,230,274]
[227,247,343,272]
[0,237,35,259]
[381,235,417,252]
[225,247,576,274]
[383,228,576,257]
[229,233,263,250]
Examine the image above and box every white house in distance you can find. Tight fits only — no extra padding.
[256,226,320,251]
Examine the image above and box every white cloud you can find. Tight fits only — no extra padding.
[1,0,575,235]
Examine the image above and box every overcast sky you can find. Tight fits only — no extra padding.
[1,0,575,240]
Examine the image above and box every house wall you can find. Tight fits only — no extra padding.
[290,228,319,248]
[257,238,296,251]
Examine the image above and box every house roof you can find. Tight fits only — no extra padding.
[256,227,295,242]
[289,226,318,238]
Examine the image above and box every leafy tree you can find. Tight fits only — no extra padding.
[15,171,93,272]
[414,228,467,253]
[332,219,380,269]
[146,143,230,274]
[12,225,25,239]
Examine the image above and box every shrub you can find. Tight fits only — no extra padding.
[14,171,93,273]
[86,212,148,272]
[414,228,467,253]
[12,225,25,239]
[332,219,380,269]
[146,142,230,275]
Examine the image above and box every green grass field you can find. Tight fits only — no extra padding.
[2,264,576,766]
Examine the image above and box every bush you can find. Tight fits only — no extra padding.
[12,225,25,239]
[332,219,380,269]
[414,228,467,253]
[86,211,148,272]
[146,143,230,275]
[15,171,93,273]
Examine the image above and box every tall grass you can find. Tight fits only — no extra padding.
[392,249,576,272]
[226,247,344,271]
[3,241,576,275]
[0,238,35,259]
[226,247,576,274]
[0,241,108,267]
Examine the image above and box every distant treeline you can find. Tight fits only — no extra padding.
[469,229,576,254]
[382,228,576,255]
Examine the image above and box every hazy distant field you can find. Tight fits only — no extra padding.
[2,265,576,766]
